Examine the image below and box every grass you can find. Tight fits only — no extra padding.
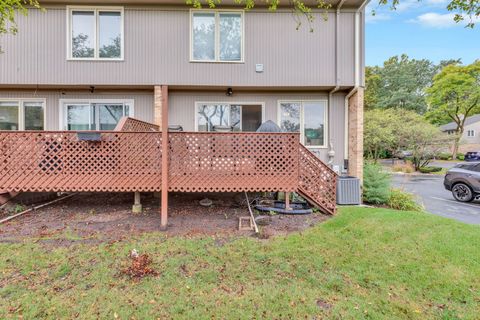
[1,207,479,319]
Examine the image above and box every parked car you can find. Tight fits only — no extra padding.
[464,151,480,162]
[395,150,413,159]
[444,162,480,202]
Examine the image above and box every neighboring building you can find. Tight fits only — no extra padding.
[0,0,366,178]
[440,114,480,153]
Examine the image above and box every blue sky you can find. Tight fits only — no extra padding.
[366,0,480,66]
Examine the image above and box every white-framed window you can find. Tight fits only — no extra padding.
[0,99,46,131]
[467,130,476,137]
[67,6,124,60]
[59,100,133,130]
[278,100,328,148]
[195,102,264,132]
[190,10,244,63]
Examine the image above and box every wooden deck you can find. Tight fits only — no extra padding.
[0,117,337,223]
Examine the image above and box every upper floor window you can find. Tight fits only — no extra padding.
[191,10,244,63]
[0,100,45,131]
[467,129,475,137]
[67,7,124,60]
[279,100,328,148]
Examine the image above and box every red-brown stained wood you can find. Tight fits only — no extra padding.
[0,118,337,215]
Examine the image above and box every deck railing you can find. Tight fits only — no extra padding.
[0,123,337,214]
[0,131,298,191]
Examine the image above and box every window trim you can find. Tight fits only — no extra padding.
[467,129,475,137]
[190,9,245,63]
[277,99,329,149]
[194,101,265,131]
[0,98,46,131]
[66,6,125,61]
[59,99,134,130]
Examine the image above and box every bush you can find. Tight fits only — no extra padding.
[387,188,423,212]
[419,166,442,173]
[437,152,452,161]
[363,163,391,204]
[392,162,415,173]
[457,153,465,161]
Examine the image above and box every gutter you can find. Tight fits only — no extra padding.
[327,0,346,165]
[344,0,370,168]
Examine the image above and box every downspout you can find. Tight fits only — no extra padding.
[344,0,369,170]
[327,0,346,166]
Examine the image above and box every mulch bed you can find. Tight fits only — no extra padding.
[0,192,330,245]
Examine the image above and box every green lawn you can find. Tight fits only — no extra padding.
[1,207,479,319]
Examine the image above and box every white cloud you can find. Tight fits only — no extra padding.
[365,0,451,24]
[409,12,480,28]
[409,12,457,28]
[424,0,449,5]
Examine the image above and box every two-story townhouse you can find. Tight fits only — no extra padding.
[440,114,480,153]
[0,0,366,180]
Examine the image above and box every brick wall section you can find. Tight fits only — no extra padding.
[348,88,364,181]
[154,85,163,130]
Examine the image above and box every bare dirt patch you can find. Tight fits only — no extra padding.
[0,192,329,244]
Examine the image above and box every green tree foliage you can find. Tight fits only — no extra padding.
[365,55,440,114]
[364,108,446,169]
[363,162,391,204]
[0,0,41,36]
[397,112,446,170]
[426,61,480,158]
[364,109,396,161]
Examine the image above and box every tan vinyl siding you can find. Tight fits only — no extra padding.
[0,90,153,130]
[0,89,347,165]
[0,7,356,87]
[169,90,346,164]
[338,12,355,86]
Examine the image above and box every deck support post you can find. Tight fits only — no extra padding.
[132,192,142,214]
[285,192,292,211]
[160,85,169,230]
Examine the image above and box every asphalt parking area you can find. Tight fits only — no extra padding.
[392,174,480,224]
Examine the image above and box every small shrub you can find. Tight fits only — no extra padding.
[363,163,391,205]
[457,153,465,161]
[387,188,423,212]
[392,162,415,173]
[437,152,452,161]
[419,166,442,173]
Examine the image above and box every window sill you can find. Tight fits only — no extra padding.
[66,58,124,62]
[189,60,245,64]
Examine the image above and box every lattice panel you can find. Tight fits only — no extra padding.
[115,117,160,132]
[0,132,162,192]
[168,133,299,192]
[298,145,338,215]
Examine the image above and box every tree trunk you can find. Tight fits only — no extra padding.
[452,139,459,160]
[452,133,461,160]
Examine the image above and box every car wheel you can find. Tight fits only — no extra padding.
[452,183,474,202]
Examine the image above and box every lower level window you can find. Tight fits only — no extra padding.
[467,130,475,137]
[63,101,132,130]
[197,103,241,132]
[196,103,264,132]
[0,100,45,130]
[279,100,327,147]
